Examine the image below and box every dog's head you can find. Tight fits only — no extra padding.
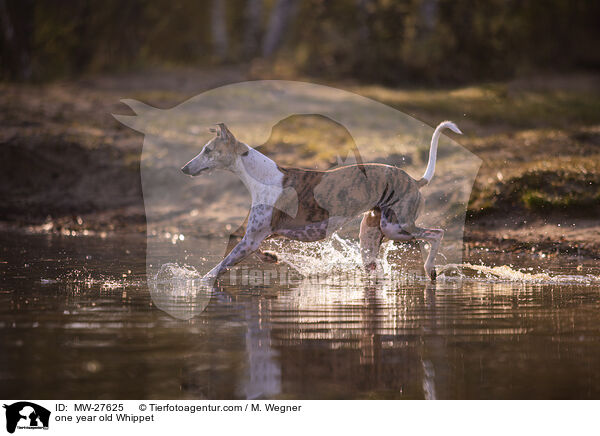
[181,123,247,176]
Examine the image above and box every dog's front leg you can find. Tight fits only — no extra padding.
[204,230,271,281]
[203,206,273,281]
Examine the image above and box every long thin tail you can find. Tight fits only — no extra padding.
[418,121,462,187]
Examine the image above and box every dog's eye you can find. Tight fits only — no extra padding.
[204,148,212,154]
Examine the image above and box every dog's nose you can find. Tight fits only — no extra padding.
[181,165,191,175]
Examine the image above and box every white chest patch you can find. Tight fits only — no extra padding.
[234,148,293,213]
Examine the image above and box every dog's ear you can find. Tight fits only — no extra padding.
[233,141,248,155]
[215,123,246,154]
[217,123,235,141]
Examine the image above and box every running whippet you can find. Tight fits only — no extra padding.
[181,121,462,281]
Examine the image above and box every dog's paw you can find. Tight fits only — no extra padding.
[429,268,437,281]
[200,275,216,286]
[364,262,377,273]
[260,251,278,263]
[202,267,220,284]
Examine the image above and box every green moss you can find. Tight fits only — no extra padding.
[521,190,551,210]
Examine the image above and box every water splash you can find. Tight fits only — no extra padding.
[149,263,212,320]
[153,262,201,283]
[267,233,413,277]
[439,263,600,285]
[52,269,141,293]
[265,234,599,286]
[267,233,360,276]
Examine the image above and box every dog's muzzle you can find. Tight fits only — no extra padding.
[181,165,207,176]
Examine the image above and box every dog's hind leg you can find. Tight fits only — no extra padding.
[414,227,444,281]
[379,210,443,281]
[359,209,384,272]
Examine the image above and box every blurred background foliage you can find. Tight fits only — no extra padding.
[1,0,599,84]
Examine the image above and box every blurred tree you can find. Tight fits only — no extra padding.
[243,0,263,59]
[1,0,599,83]
[211,0,229,61]
[262,0,298,57]
[0,0,33,80]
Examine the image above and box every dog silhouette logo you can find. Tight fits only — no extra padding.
[114,80,481,318]
[3,402,50,433]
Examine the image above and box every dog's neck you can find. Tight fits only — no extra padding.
[231,144,283,201]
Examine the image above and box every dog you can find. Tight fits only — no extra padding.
[181,121,462,281]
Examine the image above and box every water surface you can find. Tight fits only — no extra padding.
[1,231,599,399]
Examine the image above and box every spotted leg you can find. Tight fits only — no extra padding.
[359,209,384,272]
[204,206,273,280]
[380,214,444,281]
[225,214,278,263]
